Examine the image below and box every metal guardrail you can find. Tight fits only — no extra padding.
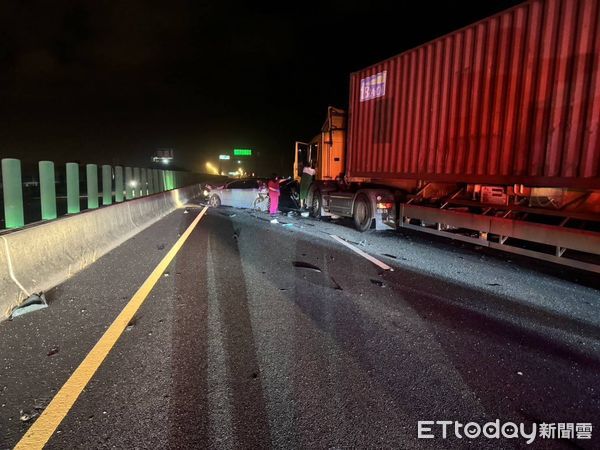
[0,158,196,230]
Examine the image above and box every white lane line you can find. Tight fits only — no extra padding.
[330,234,394,272]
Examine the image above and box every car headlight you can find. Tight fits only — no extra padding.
[203,189,209,196]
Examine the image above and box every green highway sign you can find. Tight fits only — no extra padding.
[233,148,252,156]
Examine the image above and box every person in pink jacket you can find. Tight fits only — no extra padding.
[267,174,280,222]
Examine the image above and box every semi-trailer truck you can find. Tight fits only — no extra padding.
[294,0,600,272]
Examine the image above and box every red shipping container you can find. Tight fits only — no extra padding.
[346,0,600,189]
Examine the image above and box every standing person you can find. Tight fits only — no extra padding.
[299,162,316,208]
[268,174,281,223]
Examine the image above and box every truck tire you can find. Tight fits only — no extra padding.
[310,190,322,218]
[353,194,372,232]
[209,194,221,208]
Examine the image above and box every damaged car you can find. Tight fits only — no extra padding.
[201,178,299,212]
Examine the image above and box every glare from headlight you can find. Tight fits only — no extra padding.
[203,189,209,196]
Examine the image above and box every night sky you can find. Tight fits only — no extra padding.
[0,0,522,176]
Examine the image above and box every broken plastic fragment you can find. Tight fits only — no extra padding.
[20,410,34,422]
[10,293,48,319]
[370,279,385,287]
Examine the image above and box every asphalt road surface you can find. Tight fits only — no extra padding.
[1,204,599,449]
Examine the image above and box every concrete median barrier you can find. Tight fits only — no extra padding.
[0,184,202,319]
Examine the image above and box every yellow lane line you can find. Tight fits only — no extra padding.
[15,206,209,450]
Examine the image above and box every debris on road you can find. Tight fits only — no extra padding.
[382,253,397,259]
[292,261,322,272]
[336,235,367,247]
[33,398,49,412]
[184,209,189,214]
[370,279,386,288]
[10,293,48,319]
[157,243,165,250]
[47,346,60,357]
[164,272,170,277]
[19,410,35,422]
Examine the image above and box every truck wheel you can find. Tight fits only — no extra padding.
[209,194,221,207]
[310,190,322,218]
[353,194,372,232]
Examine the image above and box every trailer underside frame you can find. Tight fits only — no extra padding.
[399,203,600,273]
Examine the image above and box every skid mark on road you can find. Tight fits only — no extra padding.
[206,235,235,448]
[207,213,272,447]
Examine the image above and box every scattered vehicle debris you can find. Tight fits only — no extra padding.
[20,410,35,422]
[382,253,397,259]
[47,346,59,357]
[370,279,386,288]
[10,293,48,319]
